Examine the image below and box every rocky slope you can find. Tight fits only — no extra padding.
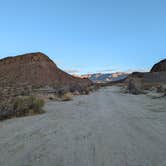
[0,52,92,97]
[150,59,166,72]
[124,59,166,94]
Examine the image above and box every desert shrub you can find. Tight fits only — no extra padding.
[82,87,90,95]
[32,85,43,90]
[69,85,83,93]
[92,84,100,91]
[56,86,70,97]
[13,96,44,115]
[20,87,31,96]
[70,85,97,95]
[0,96,45,120]
[49,96,54,100]
[60,92,73,101]
[85,85,99,93]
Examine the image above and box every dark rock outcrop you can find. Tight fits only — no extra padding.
[150,59,166,72]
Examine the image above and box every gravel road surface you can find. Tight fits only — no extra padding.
[0,87,166,166]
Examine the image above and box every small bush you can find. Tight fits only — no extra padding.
[60,92,73,101]
[0,96,45,121]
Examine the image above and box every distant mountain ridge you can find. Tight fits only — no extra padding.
[81,72,129,83]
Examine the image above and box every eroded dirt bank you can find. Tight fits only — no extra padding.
[0,87,166,166]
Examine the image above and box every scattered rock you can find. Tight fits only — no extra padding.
[127,78,144,95]
[156,85,166,93]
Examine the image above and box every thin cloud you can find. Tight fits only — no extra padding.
[124,68,149,73]
[96,69,118,73]
[65,69,80,75]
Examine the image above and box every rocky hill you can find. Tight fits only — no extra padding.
[127,58,166,84]
[150,59,166,72]
[124,59,166,94]
[0,52,92,97]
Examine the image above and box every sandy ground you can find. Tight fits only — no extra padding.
[0,86,166,166]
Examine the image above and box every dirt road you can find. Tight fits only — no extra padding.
[0,87,166,166]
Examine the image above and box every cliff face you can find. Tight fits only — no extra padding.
[151,59,166,72]
[0,52,92,87]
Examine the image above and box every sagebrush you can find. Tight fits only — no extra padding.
[0,96,45,120]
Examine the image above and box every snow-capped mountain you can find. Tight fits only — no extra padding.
[81,72,129,83]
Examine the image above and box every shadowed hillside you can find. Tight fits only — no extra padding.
[150,59,166,72]
[0,52,93,99]
[0,52,92,87]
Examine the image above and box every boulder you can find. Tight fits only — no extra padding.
[156,84,166,93]
[127,78,144,95]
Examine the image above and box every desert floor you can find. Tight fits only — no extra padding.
[0,86,166,166]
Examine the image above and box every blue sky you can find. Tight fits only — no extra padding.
[0,0,166,74]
